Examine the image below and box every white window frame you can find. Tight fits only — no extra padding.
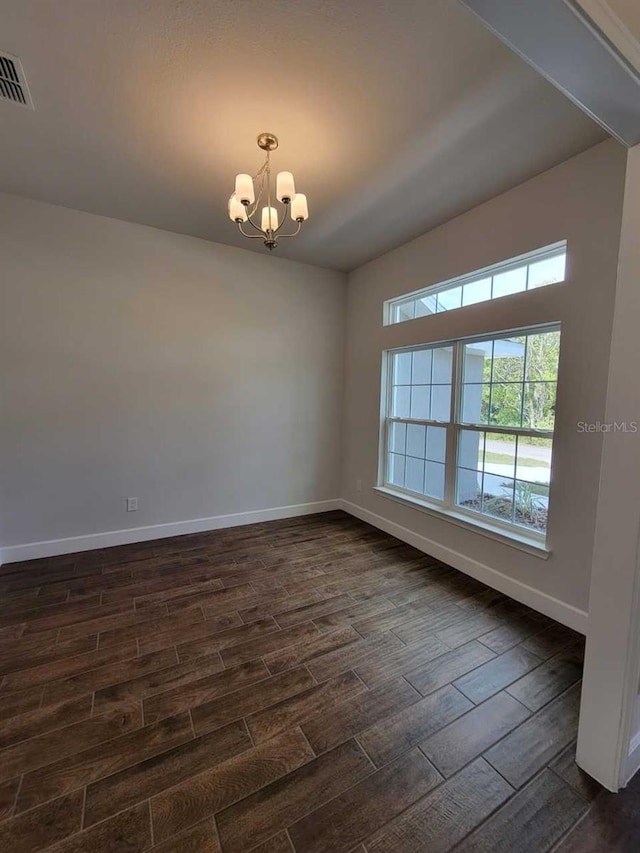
[378,323,560,553]
[383,241,567,326]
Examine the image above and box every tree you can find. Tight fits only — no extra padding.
[485,331,559,432]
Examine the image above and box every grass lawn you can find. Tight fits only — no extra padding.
[484,451,542,467]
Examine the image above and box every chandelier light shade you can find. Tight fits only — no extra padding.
[228,195,247,222]
[235,174,255,206]
[228,133,309,251]
[276,171,295,203]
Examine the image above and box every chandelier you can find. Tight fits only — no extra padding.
[228,132,309,251]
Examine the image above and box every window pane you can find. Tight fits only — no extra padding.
[492,336,525,382]
[389,421,406,454]
[392,386,411,418]
[458,429,485,470]
[516,437,552,484]
[410,386,430,419]
[525,331,560,381]
[436,287,462,312]
[522,382,557,430]
[388,453,405,487]
[492,266,527,298]
[415,295,437,316]
[386,244,567,326]
[425,461,445,500]
[431,384,451,421]
[462,277,492,306]
[514,482,549,532]
[456,427,484,511]
[461,383,490,424]
[489,383,523,428]
[412,349,432,384]
[393,351,412,385]
[406,423,426,458]
[405,457,425,493]
[432,347,454,383]
[390,342,454,427]
[528,254,566,289]
[482,473,515,523]
[484,433,516,479]
[461,332,557,431]
[455,425,553,534]
[456,467,482,506]
[395,302,415,323]
[463,340,492,383]
[426,426,446,463]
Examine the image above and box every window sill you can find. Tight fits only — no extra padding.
[373,486,551,559]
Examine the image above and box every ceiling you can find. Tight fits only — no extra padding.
[608,0,640,39]
[0,0,606,271]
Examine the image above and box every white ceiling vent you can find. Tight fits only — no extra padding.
[0,52,33,109]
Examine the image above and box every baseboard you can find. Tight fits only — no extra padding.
[1,497,589,635]
[339,498,588,634]
[0,499,341,565]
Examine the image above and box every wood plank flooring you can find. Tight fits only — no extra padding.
[0,509,626,852]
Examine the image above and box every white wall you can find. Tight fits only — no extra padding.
[576,144,640,789]
[341,140,627,622]
[0,194,346,555]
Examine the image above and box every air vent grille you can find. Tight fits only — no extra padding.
[0,52,33,109]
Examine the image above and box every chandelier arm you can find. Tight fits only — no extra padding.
[242,210,267,235]
[237,222,266,239]
[273,202,293,235]
[273,221,303,239]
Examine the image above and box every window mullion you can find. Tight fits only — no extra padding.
[520,334,529,429]
[458,423,552,440]
[382,349,393,487]
[444,341,462,509]
[388,416,450,428]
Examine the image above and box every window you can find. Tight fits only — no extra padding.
[381,326,560,544]
[385,242,566,325]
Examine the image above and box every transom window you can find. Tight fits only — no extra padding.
[382,326,560,542]
[385,242,567,325]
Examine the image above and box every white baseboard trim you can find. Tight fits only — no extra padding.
[0,500,341,565]
[339,498,588,634]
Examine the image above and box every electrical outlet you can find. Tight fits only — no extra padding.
[356,479,362,492]
[126,497,138,512]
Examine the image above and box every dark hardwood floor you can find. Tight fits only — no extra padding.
[0,510,632,852]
